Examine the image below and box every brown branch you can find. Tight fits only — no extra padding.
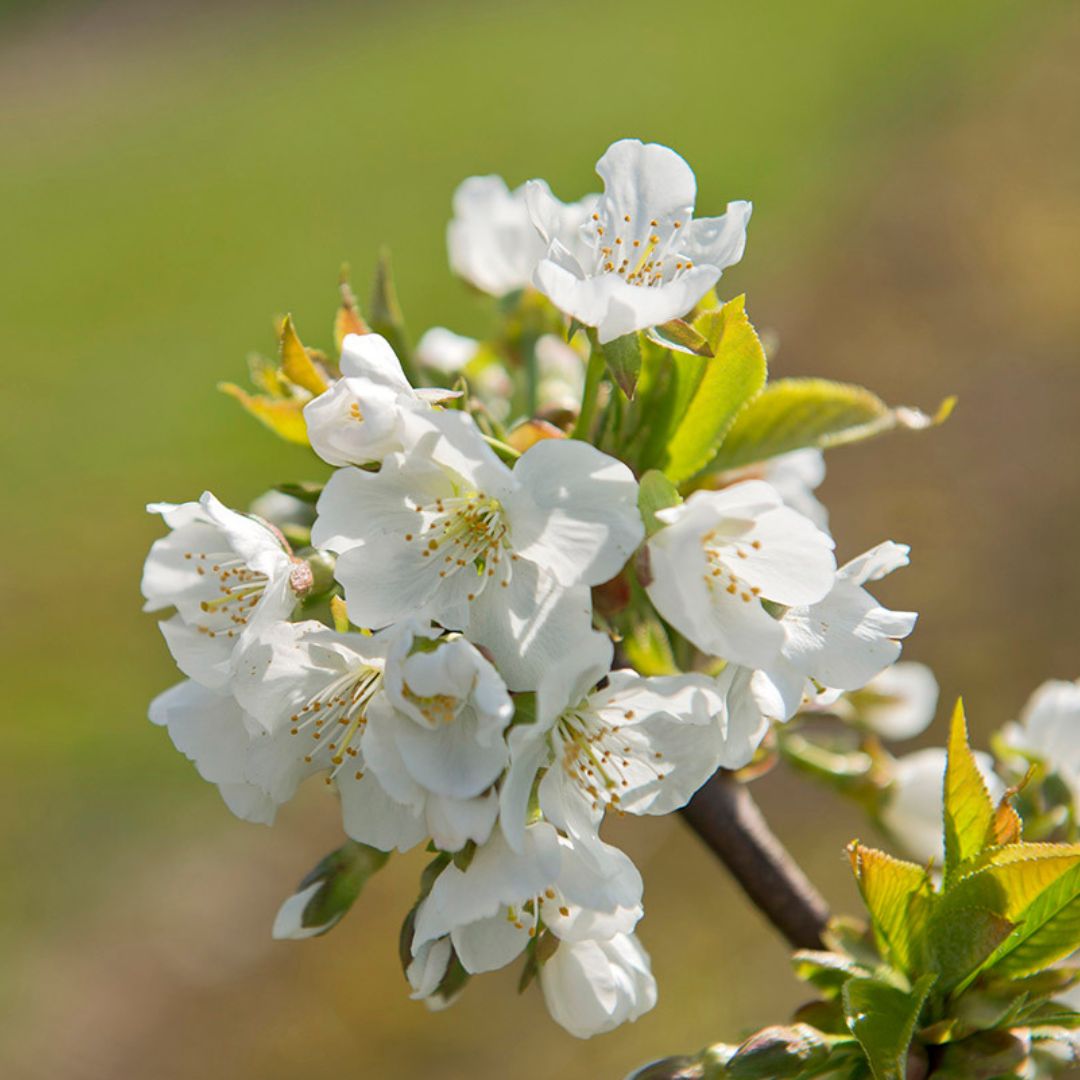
[680,770,829,950]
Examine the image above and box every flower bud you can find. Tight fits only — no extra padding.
[272,841,389,941]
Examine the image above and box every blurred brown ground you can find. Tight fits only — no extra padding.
[2,2,1079,1078]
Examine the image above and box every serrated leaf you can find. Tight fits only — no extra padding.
[219,383,310,445]
[944,700,995,881]
[847,842,934,974]
[659,295,767,485]
[842,973,935,1080]
[982,860,1080,980]
[708,378,952,472]
[602,332,643,398]
[992,797,1024,847]
[279,315,329,396]
[638,469,682,536]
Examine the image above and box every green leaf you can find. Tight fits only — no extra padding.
[602,332,643,399]
[842,973,936,1080]
[944,699,995,881]
[659,295,767,485]
[792,949,872,998]
[294,840,390,936]
[708,378,953,473]
[982,859,1080,980]
[274,480,324,503]
[847,842,935,974]
[638,469,682,536]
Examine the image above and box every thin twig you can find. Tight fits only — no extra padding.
[680,771,829,950]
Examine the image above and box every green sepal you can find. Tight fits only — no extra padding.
[602,331,643,399]
[293,839,390,936]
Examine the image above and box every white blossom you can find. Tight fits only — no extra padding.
[363,624,514,851]
[645,480,836,672]
[231,620,426,853]
[500,628,730,848]
[846,661,940,741]
[410,825,642,991]
[303,332,456,468]
[271,882,330,941]
[141,492,308,690]
[148,679,276,824]
[714,543,918,744]
[528,138,751,343]
[447,175,597,297]
[719,449,829,533]
[415,327,481,374]
[880,747,1005,865]
[1001,678,1080,810]
[312,408,643,688]
[540,931,657,1039]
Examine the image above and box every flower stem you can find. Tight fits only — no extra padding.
[572,344,606,441]
[481,434,521,462]
[680,771,829,950]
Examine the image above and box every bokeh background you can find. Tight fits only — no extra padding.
[3,0,1080,1076]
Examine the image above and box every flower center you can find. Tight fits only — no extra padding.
[584,209,691,288]
[288,666,383,781]
[404,492,514,600]
[701,529,764,605]
[554,704,667,813]
[401,684,462,727]
[506,888,570,936]
[183,551,270,639]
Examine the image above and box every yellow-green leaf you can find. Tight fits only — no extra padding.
[659,295,767,485]
[218,383,310,445]
[848,841,935,974]
[279,315,329,396]
[602,332,643,399]
[842,973,936,1080]
[944,699,995,881]
[708,377,953,472]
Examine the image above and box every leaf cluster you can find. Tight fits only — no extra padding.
[633,703,1080,1079]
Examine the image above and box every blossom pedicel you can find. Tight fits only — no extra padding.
[142,136,939,1039]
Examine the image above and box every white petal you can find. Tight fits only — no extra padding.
[425,790,500,852]
[677,200,752,271]
[447,175,547,296]
[540,933,657,1039]
[857,662,940,741]
[451,912,530,974]
[508,439,643,589]
[336,767,426,853]
[411,824,562,951]
[465,563,594,691]
[595,139,696,237]
[537,624,613,727]
[407,937,452,998]
[594,267,719,344]
[338,332,411,391]
[271,881,327,940]
[498,725,553,853]
[416,327,480,374]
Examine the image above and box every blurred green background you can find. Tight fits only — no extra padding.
[3,1,1080,1076]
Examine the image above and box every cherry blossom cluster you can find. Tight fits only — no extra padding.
[141,138,919,1038]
